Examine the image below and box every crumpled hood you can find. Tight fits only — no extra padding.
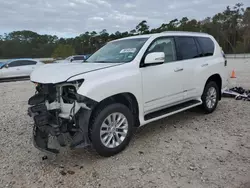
[30,62,121,84]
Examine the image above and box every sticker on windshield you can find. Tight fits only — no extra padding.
[120,48,136,53]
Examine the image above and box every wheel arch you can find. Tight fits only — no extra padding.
[90,92,140,127]
[204,74,222,100]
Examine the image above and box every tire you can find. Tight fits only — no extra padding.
[90,103,134,157]
[201,81,219,114]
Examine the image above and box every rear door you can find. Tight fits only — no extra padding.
[20,60,37,75]
[196,37,227,91]
[175,36,204,100]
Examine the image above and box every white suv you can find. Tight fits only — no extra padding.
[28,31,229,157]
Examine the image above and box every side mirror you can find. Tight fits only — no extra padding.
[70,59,74,62]
[144,52,165,65]
[5,64,9,68]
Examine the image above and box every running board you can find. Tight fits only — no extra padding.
[144,100,202,121]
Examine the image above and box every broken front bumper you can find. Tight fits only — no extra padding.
[27,82,98,154]
[28,94,97,154]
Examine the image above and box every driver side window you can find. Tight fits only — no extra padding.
[146,37,177,63]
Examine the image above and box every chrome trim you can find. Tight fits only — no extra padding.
[174,68,184,72]
[145,88,196,104]
[145,91,184,104]
[144,97,200,115]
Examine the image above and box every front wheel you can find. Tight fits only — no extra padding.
[201,81,219,114]
[90,103,134,157]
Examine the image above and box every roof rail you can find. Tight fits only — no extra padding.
[161,31,208,35]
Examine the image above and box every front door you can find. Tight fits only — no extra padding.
[174,36,204,99]
[140,37,185,114]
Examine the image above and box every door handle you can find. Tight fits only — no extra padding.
[174,68,183,72]
[201,63,208,67]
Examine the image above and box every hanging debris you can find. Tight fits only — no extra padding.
[222,87,250,101]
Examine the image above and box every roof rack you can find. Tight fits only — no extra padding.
[161,31,208,35]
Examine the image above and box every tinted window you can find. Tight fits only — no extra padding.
[195,39,203,57]
[73,56,85,60]
[197,37,214,56]
[8,61,23,67]
[22,60,37,65]
[29,60,37,65]
[175,37,199,60]
[146,37,177,63]
[8,60,36,67]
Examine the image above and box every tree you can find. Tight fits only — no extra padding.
[129,29,136,35]
[241,7,250,52]
[136,20,150,34]
[0,3,250,59]
[52,44,75,58]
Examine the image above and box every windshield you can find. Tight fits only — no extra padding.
[0,62,7,68]
[65,56,72,61]
[85,38,149,63]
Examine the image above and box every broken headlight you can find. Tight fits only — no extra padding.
[61,79,84,104]
[61,85,77,104]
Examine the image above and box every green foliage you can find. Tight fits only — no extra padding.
[52,44,75,58]
[136,20,150,34]
[0,3,249,58]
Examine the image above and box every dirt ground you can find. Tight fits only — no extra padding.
[0,59,250,188]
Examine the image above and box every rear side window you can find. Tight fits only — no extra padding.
[175,37,200,60]
[21,60,37,65]
[197,37,214,56]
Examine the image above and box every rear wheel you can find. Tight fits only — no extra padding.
[201,81,219,114]
[90,103,134,157]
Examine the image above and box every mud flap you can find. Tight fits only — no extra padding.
[33,125,59,154]
[70,108,92,149]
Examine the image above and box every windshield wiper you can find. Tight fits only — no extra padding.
[94,61,110,63]
[85,60,127,64]
[85,61,112,63]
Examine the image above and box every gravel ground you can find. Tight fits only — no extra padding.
[0,59,250,188]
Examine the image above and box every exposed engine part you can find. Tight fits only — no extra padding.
[61,85,77,104]
[28,81,97,154]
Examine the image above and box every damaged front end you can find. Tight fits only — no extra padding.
[28,80,97,154]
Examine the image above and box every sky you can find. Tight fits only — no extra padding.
[0,0,249,38]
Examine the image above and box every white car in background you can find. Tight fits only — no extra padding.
[0,58,44,79]
[54,55,87,64]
